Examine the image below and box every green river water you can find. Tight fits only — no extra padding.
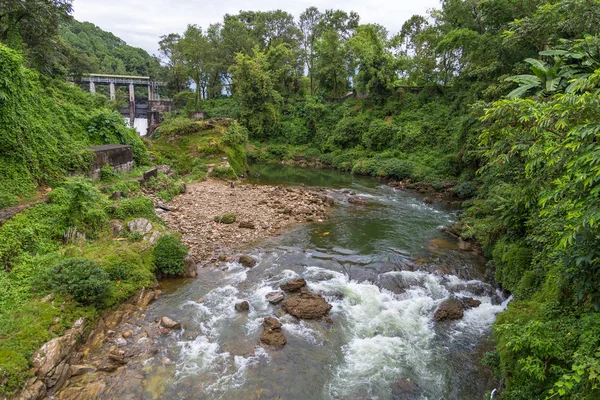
[135,164,507,399]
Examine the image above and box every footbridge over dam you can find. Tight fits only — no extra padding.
[81,74,172,132]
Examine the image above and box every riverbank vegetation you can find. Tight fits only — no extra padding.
[155,1,600,398]
[3,0,600,398]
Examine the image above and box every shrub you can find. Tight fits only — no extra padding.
[492,239,533,294]
[453,181,478,198]
[46,258,111,305]
[108,196,155,220]
[210,166,237,180]
[362,120,397,151]
[153,234,188,276]
[214,213,237,224]
[99,164,117,182]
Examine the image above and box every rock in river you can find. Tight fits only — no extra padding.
[266,291,285,304]
[433,298,464,321]
[282,288,332,319]
[238,254,257,268]
[235,301,250,312]
[159,316,181,330]
[259,317,286,348]
[280,278,307,293]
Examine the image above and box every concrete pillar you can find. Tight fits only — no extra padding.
[129,84,135,128]
[109,82,115,101]
[148,85,153,101]
[89,81,95,93]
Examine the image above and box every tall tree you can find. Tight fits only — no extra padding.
[299,7,322,94]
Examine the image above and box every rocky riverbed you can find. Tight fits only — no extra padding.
[158,179,336,261]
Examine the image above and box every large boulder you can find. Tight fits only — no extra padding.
[238,255,257,268]
[280,278,307,293]
[282,289,332,319]
[433,298,464,321]
[259,317,286,348]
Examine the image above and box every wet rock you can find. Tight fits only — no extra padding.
[423,197,433,205]
[127,218,152,234]
[135,288,158,307]
[266,291,285,304]
[259,317,286,348]
[122,331,132,339]
[323,196,336,206]
[108,351,127,365]
[282,289,332,319]
[162,356,173,365]
[238,221,256,229]
[59,382,106,400]
[238,254,257,268]
[348,196,369,206]
[458,238,474,251]
[235,301,250,312]
[433,298,464,321]
[159,316,181,330]
[69,364,95,377]
[115,338,128,347]
[183,255,197,278]
[280,278,307,293]
[392,378,421,399]
[461,297,482,308]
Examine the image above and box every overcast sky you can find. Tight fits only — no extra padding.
[71,0,441,55]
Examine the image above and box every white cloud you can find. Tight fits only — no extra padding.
[72,0,440,55]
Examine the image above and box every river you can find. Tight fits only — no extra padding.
[121,164,507,399]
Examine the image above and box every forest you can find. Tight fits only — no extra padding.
[2,0,600,398]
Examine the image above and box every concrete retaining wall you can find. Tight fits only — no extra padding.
[89,145,133,180]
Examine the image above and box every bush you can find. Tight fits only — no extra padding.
[453,180,477,198]
[153,234,188,276]
[99,164,117,182]
[362,120,397,151]
[210,166,237,180]
[46,258,111,305]
[108,196,155,220]
[214,213,237,224]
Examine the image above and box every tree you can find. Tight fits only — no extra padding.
[229,48,282,138]
[349,24,397,103]
[299,7,322,94]
[0,0,73,75]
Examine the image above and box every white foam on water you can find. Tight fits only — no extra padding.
[222,261,248,284]
[301,266,505,399]
[281,317,325,346]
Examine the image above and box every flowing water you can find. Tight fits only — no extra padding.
[139,165,507,400]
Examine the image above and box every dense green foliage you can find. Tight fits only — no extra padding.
[156,2,600,399]
[0,178,159,395]
[61,19,160,77]
[45,258,111,305]
[148,118,248,180]
[0,43,149,207]
[152,234,188,276]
